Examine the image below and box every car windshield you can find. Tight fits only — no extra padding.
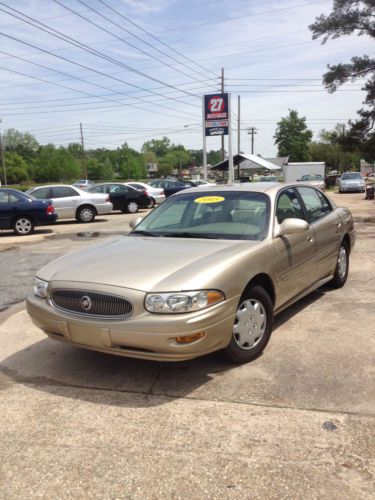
[130,191,270,241]
[341,173,362,180]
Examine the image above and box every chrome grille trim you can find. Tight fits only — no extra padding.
[50,289,133,319]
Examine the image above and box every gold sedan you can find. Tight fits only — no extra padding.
[27,183,355,364]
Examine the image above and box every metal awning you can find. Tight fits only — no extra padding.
[211,153,280,171]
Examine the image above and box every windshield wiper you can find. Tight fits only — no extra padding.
[130,230,160,237]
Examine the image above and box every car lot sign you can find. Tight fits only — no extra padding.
[204,93,229,136]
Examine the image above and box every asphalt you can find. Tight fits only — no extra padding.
[0,193,374,499]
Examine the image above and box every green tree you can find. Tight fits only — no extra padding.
[274,109,313,161]
[2,128,39,151]
[309,0,375,161]
[33,145,80,182]
[141,137,171,157]
[117,143,146,180]
[4,153,29,184]
[86,157,114,180]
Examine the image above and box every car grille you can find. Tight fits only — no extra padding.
[50,289,133,319]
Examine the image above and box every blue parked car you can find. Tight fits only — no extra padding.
[0,188,57,236]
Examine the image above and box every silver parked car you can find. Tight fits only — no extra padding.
[338,172,365,193]
[26,185,113,223]
[27,183,354,364]
[72,179,95,191]
[125,182,166,208]
[297,174,326,190]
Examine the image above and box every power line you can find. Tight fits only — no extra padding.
[52,0,216,84]
[0,3,202,102]
[152,0,329,34]
[0,66,199,120]
[94,0,218,79]
[0,32,200,112]
[0,52,212,108]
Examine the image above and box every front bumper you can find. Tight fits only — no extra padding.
[27,287,239,361]
[340,184,365,192]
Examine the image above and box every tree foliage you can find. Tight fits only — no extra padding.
[274,109,313,161]
[0,128,221,186]
[2,128,39,151]
[309,0,375,160]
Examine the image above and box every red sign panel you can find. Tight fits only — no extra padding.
[204,93,229,136]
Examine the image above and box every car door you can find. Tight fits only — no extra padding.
[296,186,340,278]
[273,187,317,305]
[108,184,130,211]
[0,190,12,228]
[50,186,80,218]
[29,186,52,201]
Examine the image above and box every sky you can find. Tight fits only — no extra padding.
[0,0,373,158]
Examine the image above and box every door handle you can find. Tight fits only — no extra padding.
[306,236,314,243]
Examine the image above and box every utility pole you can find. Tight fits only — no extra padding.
[0,129,7,186]
[247,127,258,154]
[237,95,241,155]
[79,122,88,180]
[221,67,225,161]
[178,144,182,178]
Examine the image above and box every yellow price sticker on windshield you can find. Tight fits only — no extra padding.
[194,196,225,204]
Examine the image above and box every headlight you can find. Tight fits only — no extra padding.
[145,290,224,313]
[33,277,49,298]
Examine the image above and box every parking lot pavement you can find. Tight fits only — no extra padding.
[0,209,151,249]
[0,193,374,498]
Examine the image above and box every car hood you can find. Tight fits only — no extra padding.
[37,236,259,292]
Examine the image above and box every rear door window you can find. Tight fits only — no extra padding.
[30,187,51,199]
[51,186,79,198]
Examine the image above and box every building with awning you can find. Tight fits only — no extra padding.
[210,153,286,181]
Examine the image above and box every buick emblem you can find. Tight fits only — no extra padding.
[80,295,92,311]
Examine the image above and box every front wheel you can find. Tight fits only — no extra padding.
[13,216,34,236]
[76,206,96,223]
[328,241,349,288]
[224,285,274,364]
[125,200,139,213]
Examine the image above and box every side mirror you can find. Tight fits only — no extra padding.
[277,218,309,237]
[129,216,143,230]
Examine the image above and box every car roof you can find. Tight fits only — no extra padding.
[30,184,79,188]
[170,182,322,197]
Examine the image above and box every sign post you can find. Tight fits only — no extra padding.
[203,92,233,182]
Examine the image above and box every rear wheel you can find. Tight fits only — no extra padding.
[125,200,139,213]
[147,198,156,209]
[13,216,34,236]
[328,241,349,288]
[76,206,96,223]
[224,285,274,363]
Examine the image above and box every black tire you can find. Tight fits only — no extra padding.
[224,285,274,364]
[328,240,349,288]
[148,198,156,209]
[76,205,96,223]
[13,216,34,236]
[125,200,139,214]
